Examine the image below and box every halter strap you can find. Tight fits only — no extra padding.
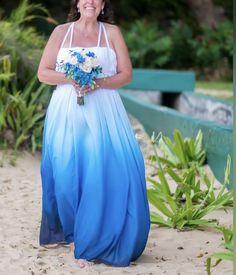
[101,23,110,48]
[60,23,73,48]
[69,22,74,47]
[60,22,108,48]
[96,22,102,47]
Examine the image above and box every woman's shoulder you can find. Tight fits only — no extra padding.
[47,22,73,45]
[103,22,122,39]
[103,22,119,32]
[53,22,72,34]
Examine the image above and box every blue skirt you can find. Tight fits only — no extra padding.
[39,85,150,267]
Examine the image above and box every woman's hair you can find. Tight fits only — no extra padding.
[67,0,115,24]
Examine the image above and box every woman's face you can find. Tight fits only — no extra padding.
[77,0,105,19]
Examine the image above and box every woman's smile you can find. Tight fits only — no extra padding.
[84,5,95,9]
[84,6,96,10]
[78,0,103,17]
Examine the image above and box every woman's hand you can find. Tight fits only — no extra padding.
[72,82,100,96]
[72,82,81,94]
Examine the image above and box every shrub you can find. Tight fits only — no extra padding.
[167,21,195,69]
[189,20,233,80]
[0,56,49,152]
[122,18,233,80]
[0,0,57,87]
[0,0,54,151]
[147,130,233,230]
[122,19,172,68]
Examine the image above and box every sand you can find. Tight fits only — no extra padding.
[0,115,233,275]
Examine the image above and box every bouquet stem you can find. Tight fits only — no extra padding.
[77,95,84,105]
[76,88,85,106]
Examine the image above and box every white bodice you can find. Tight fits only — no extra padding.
[55,22,117,78]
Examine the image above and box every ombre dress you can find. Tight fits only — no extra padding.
[39,21,150,267]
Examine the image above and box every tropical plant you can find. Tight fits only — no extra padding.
[149,129,206,170]
[190,20,233,69]
[123,19,172,68]
[149,129,233,207]
[198,156,233,207]
[147,131,233,230]
[0,55,50,152]
[206,226,233,275]
[0,0,56,87]
[0,0,55,152]
[168,21,195,69]
[1,0,233,28]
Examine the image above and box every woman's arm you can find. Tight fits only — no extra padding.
[37,24,74,85]
[95,24,132,90]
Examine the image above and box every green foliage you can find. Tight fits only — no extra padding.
[206,227,233,274]
[0,0,49,86]
[147,131,233,230]
[168,21,195,69]
[123,19,233,80]
[0,55,49,152]
[9,0,48,25]
[0,0,54,152]
[1,1,232,80]
[1,0,233,28]
[190,21,233,70]
[122,19,172,68]
[154,129,206,169]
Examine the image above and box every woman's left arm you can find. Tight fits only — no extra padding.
[95,24,132,90]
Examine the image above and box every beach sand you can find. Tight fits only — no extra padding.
[0,115,233,275]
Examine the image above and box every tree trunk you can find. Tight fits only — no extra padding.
[186,0,220,27]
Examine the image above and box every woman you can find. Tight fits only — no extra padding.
[37,0,150,268]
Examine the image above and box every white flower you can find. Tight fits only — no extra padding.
[70,56,78,65]
[62,52,77,65]
[79,61,92,73]
[90,57,99,67]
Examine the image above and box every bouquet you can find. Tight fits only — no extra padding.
[57,49,102,105]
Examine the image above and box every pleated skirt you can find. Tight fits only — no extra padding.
[39,84,150,266]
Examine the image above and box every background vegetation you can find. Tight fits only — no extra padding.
[0,0,233,150]
[0,0,233,80]
[0,3,232,273]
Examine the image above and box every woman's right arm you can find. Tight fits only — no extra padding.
[37,25,74,85]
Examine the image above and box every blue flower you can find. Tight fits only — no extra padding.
[71,51,85,63]
[62,50,102,89]
[86,51,95,58]
[77,55,85,63]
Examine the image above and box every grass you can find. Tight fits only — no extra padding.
[196,81,233,92]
